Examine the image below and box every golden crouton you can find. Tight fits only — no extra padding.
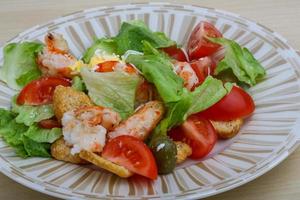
[51,138,87,164]
[79,150,133,178]
[210,118,243,139]
[175,141,192,164]
[53,86,93,121]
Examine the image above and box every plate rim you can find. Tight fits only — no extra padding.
[0,2,300,199]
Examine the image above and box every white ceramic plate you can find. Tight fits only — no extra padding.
[1,2,300,199]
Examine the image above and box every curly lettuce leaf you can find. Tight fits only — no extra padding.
[151,77,231,138]
[0,108,58,158]
[187,76,232,115]
[24,125,62,143]
[11,96,54,126]
[0,109,29,158]
[81,68,141,119]
[126,53,183,103]
[82,38,117,63]
[0,42,43,90]
[72,76,86,92]
[23,136,51,157]
[209,37,266,86]
[115,20,176,55]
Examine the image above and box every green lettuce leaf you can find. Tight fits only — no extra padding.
[16,69,41,87]
[115,20,176,55]
[72,76,86,92]
[187,77,232,115]
[23,136,51,157]
[0,108,58,158]
[12,96,54,126]
[81,68,141,119]
[0,109,29,158]
[24,125,62,143]
[127,42,231,138]
[209,37,266,86]
[82,38,117,63]
[151,77,231,138]
[126,53,183,103]
[0,42,43,90]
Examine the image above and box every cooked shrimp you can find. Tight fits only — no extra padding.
[37,33,78,78]
[108,101,164,140]
[62,106,121,155]
[173,61,199,91]
[74,106,121,131]
[135,79,156,106]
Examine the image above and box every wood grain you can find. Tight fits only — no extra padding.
[0,0,299,199]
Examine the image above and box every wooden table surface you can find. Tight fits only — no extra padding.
[0,0,300,199]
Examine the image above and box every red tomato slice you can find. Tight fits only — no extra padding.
[190,56,216,84]
[169,115,217,159]
[198,86,255,121]
[38,118,61,129]
[95,61,119,72]
[17,77,71,106]
[161,46,188,62]
[95,61,136,74]
[187,21,222,60]
[102,135,158,180]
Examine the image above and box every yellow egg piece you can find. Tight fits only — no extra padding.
[68,60,87,72]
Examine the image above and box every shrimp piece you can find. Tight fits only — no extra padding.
[173,61,199,91]
[62,106,121,155]
[37,33,77,78]
[74,106,121,131]
[108,101,164,141]
[135,79,156,106]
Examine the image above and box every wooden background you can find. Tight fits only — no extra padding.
[0,0,299,199]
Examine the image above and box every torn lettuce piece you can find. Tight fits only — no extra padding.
[115,20,176,55]
[81,67,141,119]
[209,37,266,86]
[16,69,41,87]
[0,109,29,158]
[126,53,183,103]
[0,108,59,158]
[23,136,51,157]
[0,42,43,90]
[71,76,86,92]
[187,76,232,115]
[12,96,54,126]
[24,125,62,143]
[151,77,231,138]
[82,38,117,63]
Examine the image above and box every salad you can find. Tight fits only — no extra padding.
[0,20,265,180]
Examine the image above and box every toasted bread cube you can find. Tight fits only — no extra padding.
[210,118,243,139]
[175,141,192,164]
[53,86,93,122]
[79,150,133,178]
[51,138,86,164]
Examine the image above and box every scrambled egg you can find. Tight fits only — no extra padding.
[89,49,121,67]
[68,49,122,73]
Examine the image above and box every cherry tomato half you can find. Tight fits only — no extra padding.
[169,115,217,159]
[95,61,136,74]
[17,77,71,106]
[38,118,61,129]
[190,56,216,84]
[161,46,188,62]
[187,21,222,60]
[102,135,158,180]
[197,86,255,121]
